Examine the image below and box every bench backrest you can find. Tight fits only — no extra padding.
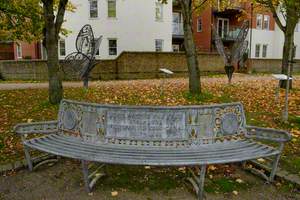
[57,99,246,147]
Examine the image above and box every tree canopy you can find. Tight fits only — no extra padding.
[0,0,74,42]
[0,0,43,41]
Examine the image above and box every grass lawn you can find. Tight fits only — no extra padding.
[0,75,299,196]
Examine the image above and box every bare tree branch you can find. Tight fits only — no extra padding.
[192,0,209,13]
[55,0,68,37]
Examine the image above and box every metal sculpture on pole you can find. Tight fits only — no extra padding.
[213,20,249,84]
[62,24,102,88]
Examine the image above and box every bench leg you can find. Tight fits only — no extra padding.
[198,165,206,200]
[82,160,91,193]
[81,160,106,193]
[187,165,207,200]
[269,154,281,182]
[269,144,284,182]
[24,146,33,171]
[23,145,59,172]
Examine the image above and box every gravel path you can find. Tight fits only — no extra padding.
[1,74,298,91]
[0,160,298,200]
[0,81,98,90]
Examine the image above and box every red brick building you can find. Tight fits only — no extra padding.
[172,1,276,55]
[0,41,44,60]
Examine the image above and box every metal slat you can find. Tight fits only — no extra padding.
[41,135,261,157]
[25,141,279,166]
[30,137,268,159]
[45,134,258,154]
[26,140,278,165]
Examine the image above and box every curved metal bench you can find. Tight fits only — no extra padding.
[14,99,291,200]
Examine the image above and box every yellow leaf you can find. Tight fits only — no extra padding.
[111,191,118,197]
[236,178,243,183]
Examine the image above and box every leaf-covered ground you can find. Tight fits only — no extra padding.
[0,74,299,175]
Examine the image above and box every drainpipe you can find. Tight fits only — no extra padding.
[249,3,253,72]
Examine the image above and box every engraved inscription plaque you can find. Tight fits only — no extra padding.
[106,110,186,140]
[196,114,214,138]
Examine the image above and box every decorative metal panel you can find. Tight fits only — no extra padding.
[58,99,247,147]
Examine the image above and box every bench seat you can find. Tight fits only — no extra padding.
[24,134,280,166]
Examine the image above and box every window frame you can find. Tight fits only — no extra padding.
[107,0,116,18]
[255,44,261,58]
[108,39,117,56]
[295,22,300,32]
[89,0,98,19]
[16,43,22,59]
[155,2,163,21]
[262,44,268,58]
[197,17,202,32]
[263,15,270,30]
[256,14,263,30]
[96,48,100,56]
[155,39,164,52]
[59,39,66,57]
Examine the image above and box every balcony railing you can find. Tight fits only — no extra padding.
[172,22,184,36]
[214,26,242,41]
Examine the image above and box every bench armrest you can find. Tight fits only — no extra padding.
[245,126,291,143]
[14,121,58,135]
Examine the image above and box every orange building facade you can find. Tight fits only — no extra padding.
[0,41,44,60]
[172,1,276,55]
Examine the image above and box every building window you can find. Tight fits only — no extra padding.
[255,44,261,57]
[155,39,163,52]
[108,0,116,18]
[108,39,117,55]
[59,39,66,56]
[263,15,270,30]
[296,22,300,32]
[155,2,163,21]
[256,14,263,29]
[89,0,98,18]
[172,44,180,52]
[197,17,202,32]
[96,48,100,56]
[16,43,22,59]
[262,44,268,58]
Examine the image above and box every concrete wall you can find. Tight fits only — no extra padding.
[250,58,300,73]
[0,52,223,80]
[0,52,299,81]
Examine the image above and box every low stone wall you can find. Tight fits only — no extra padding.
[114,52,224,80]
[0,52,224,81]
[250,59,300,73]
[0,51,299,81]
[0,60,48,80]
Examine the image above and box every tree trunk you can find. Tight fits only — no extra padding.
[46,27,63,104]
[43,1,63,104]
[280,20,296,89]
[180,0,201,94]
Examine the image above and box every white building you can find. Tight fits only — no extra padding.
[58,0,300,60]
[59,0,173,60]
[249,12,300,59]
